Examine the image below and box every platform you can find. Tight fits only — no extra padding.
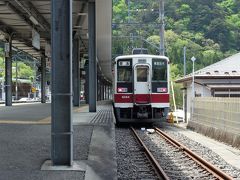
[0,101,117,180]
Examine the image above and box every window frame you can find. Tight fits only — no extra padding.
[136,66,148,82]
[117,59,132,82]
[152,58,168,82]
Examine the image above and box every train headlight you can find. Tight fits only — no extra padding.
[117,87,128,93]
[157,87,167,93]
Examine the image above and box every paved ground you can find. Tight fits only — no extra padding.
[0,103,51,122]
[0,124,90,180]
[0,102,117,180]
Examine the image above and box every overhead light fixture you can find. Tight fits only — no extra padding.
[29,16,39,25]
[73,26,82,29]
[78,13,87,16]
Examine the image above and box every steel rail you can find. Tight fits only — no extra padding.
[130,127,170,180]
[154,127,233,180]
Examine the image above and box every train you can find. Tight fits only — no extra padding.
[113,53,170,123]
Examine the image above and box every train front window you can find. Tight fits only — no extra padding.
[152,59,167,81]
[117,68,132,82]
[137,67,148,82]
[117,59,132,82]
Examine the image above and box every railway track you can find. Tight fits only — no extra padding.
[130,126,233,180]
[116,128,162,179]
[131,127,170,180]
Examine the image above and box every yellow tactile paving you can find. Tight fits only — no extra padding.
[0,120,50,125]
[73,105,88,113]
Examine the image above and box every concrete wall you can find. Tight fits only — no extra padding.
[188,97,240,148]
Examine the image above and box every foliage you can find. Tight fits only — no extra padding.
[12,61,34,79]
[0,48,34,80]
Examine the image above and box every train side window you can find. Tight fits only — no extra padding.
[137,67,148,82]
[152,59,167,81]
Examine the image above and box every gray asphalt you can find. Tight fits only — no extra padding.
[0,103,51,121]
[0,124,93,180]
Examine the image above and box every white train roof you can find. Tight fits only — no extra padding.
[115,54,169,61]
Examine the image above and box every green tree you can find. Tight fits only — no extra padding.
[12,61,34,79]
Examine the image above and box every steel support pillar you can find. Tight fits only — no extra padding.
[51,0,73,166]
[97,77,100,101]
[106,86,108,100]
[101,84,103,101]
[102,82,104,100]
[88,2,96,112]
[102,84,104,100]
[5,35,12,106]
[107,86,110,100]
[104,84,106,100]
[41,55,46,103]
[85,66,89,104]
[100,83,103,100]
[109,86,111,100]
[104,85,106,100]
[99,83,101,100]
[73,38,80,107]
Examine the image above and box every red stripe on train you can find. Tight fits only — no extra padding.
[114,94,169,103]
[134,94,150,104]
[114,94,133,103]
[151,94,169,103]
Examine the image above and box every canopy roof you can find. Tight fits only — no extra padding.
[0,0,112,81]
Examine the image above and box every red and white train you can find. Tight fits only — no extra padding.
[113,54,170,123]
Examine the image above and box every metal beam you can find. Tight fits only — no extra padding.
[4,1,50,40]
[0,21,42,60]
[88,2,96,112]
[6,2,41,32]
[51,0,73,166]
[21,1,51,31]
[73,3,86,38]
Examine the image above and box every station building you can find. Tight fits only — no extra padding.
[176,52,240,121]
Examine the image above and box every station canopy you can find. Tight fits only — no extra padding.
[0,0,112,81]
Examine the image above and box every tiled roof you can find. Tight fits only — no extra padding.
[194,52,240,76]
[176,52,240,82]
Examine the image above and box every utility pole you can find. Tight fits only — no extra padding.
[127,0,130,23]
[15,60,18,100]
[183,46,186,76]
[183,46,187,123]
[159,0,165,55]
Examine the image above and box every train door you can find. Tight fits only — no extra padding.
[134,64,151,104]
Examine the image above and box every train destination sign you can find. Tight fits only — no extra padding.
[119,61,130,66]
